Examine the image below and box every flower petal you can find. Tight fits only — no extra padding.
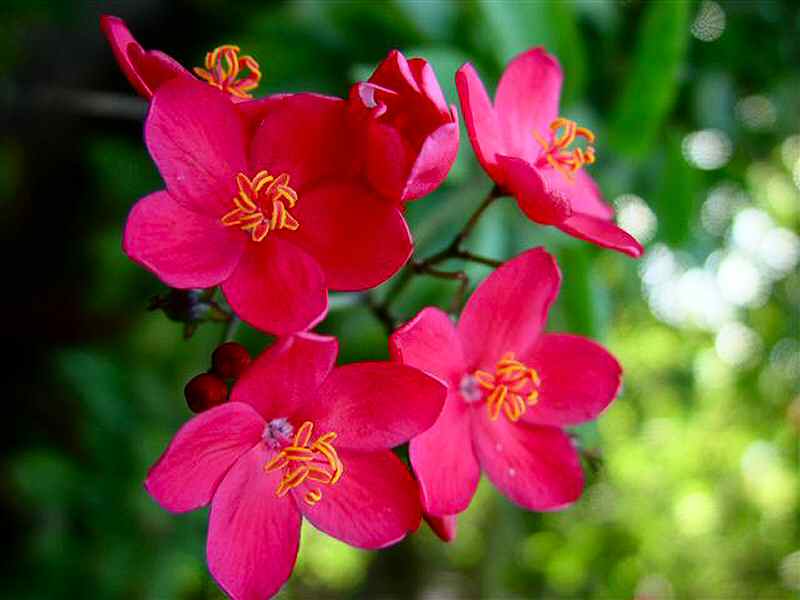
[208,445,302,600]
[288,181,412,290]
[250,93,358,190]
[401,117,460,202]
[222,238,328,335]
[494,47,562,163]
[100,15,187,99]
[123,190,244,288]
[146,78,248,216]
[145,402,264,513]
[538,169,614,220]
[389,306,465,384]
[424,513,457,542]
[458,247,560,370]
[302,363,447,451]
[496,155,572,225]
[364,120,415,201]
[521,334,621,427]
[230,333,338,421]
[297,449,421,549]
[407,57,450,115]
[410,389,480,515]
[472,416,584,511]
[455,63,505,180]
[558,213,644,258]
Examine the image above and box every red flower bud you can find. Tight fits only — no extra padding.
[184,373,228,413]
[211,342,252,380]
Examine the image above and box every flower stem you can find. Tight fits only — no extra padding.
[221,315,240,343]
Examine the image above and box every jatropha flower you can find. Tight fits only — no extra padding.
[390,248,622,519]
[350,50,459,203]
[124,76,414,334]
[100,15,261,101]
[456,48,643,258]
[146,333,447,600]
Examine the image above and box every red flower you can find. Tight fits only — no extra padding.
[124,77,413,334]
[350,50,459,203]
[100,15,261,101]
[146,334,446,600]
[456,48,643,258]
[390,248,622,518]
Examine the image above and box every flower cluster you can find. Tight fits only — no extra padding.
[103,15,641,599]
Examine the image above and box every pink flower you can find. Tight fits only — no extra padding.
[350,50,459,203]
[146,333,447,600]
[124,77,413,334]
[101,15,261,101]
[456,48,643,258]
[390,247,622,518]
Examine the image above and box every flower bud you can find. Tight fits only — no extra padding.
[212,342,251,380]
[184,373,228,413]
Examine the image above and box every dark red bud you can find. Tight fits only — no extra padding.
[184,373,228,413]
[211,342,251,380]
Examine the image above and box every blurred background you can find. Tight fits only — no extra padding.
[2,0,798,598]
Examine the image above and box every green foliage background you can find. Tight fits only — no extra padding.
[2,1,798,599]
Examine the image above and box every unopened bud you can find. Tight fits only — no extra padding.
[212,342,251,380]
[184,373,228,413]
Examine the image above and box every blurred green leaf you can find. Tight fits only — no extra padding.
[655,132,699,247]
[608,0,690,158]
[473,0,586,104]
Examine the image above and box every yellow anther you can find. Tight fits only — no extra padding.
[264,421,343,506]
[194,44,262,99]
[533,117,597,181]
[221,170,299,242]
[472,353,541,423]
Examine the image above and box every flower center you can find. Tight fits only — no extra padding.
[193,45,261,99]
[221,171,299,242]
[533,117,596,181]
[470,352,541,422]
[263,420,343,506]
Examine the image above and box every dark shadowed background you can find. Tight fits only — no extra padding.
[2,1,798,598]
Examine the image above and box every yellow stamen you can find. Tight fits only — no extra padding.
[193,44,262,99]
[221,170,300,242]
[264,421,343,506]
[533,117,596,181]
[473,352,541,423]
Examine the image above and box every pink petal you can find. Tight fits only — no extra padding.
[230,333,338,420]
[100,15,187,99]
[410,389,480,515]
[455,63,505,181]
[496,155,572,225]
[296,449,421,549]
[208,445,302,600]
[494,48,562,163]
[472,416,584,511]
[368,50,420,95]
[389,307,465,384]
[401,117,460,202]
[558,213,644,258]
[521,334,621,427]
[301,363,447,451]
[250,93,358,190]
[145,78,248,217]
[538,169,614,220]
[145,402,264,513]
[424,513,457,542]
[458,247,561,370]
[123,190,244,288]
[364,120,415,201]
[407,57,450,115]
[221,238,328,335]
[288,181,412,290]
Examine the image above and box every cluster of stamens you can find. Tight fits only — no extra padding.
[472,353,541,422]
[264,421,343,506]
[194,44,261,99]
[221,171,299,242]
[533,117,596,180]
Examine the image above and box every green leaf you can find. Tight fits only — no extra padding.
[655,131,699,247]
[608,0,691,158]
[473,0,587,104]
